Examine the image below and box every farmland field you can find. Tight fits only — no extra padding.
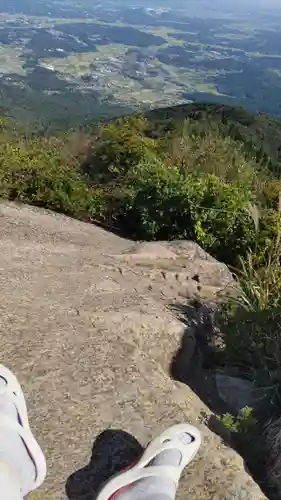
[1,0,281,128]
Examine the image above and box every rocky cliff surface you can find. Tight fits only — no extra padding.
[0,201,266,500]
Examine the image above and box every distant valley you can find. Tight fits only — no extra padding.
[1,0,281,129]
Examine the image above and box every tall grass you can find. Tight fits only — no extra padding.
[231,198,281,312]
[165,119,261,187]
[221,198,281,403]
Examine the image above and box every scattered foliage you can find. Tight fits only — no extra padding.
[219,406,257,434]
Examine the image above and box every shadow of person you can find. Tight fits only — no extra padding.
[66,429,143,500]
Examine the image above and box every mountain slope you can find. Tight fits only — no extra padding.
[146,102,281,174]
[2,101,281,269]
[0,201,266,500]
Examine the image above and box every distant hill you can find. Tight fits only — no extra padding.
[146,102,281,175]
[0,79,132,133]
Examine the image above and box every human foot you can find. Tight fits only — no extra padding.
[0,365,47,496]
[96,424,201,500]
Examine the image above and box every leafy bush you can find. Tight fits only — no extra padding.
[0,135,103,219]
[260,179,281,209]
[219,406,257,434]
[164,120,260,187]
[82,115,157,183]
[146,102,281,175]
[114,156,256,264]
[81,115,270,266]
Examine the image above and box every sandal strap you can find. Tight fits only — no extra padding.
[0,385,23,407]
[95,462,189,500]
[0,367,47,493]
[138,436,199,472]
[121,465,180,483]
[0,414,31,442]
[0,413,46,485]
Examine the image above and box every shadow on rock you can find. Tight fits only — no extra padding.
[207,413,233,446]
[169,301,269,496]
[66,429,143,500]
[169,301,227,415]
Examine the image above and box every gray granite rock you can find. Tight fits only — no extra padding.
[0,201,266,500]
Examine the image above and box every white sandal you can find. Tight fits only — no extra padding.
[96,424,201,500]
[0,365,47,493]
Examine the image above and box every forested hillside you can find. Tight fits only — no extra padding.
[1,102,281,265]
[2,102,281,497]
[146,103,281,174]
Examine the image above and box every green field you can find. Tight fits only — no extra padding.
[0,45,25,74]
[2,3,281,126]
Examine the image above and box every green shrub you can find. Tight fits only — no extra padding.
[219,406,257,434]
[0,136,103,219]
[260,179,281,209]
[115,157,256,264]
[83,115,157,183]
[165,120,260,186]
